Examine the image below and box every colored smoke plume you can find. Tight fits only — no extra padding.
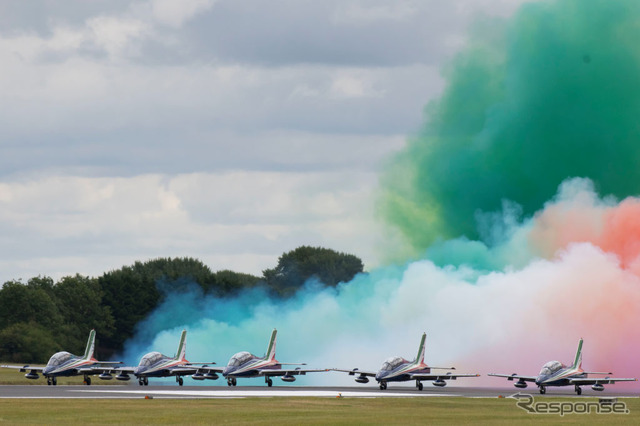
[121,180,640,386]
[379,0,640,254]
[120,0,640,388]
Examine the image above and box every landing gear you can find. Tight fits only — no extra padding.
[227,377,237,386]
[539,386,546,394]
[416,381,423,391]
[379,381,387,390]
[47,377,52,386]
[575,385,582,395]
[266,377,273,387]
[84,375,91,386]
[138,377,149,386]
[177,376,184,386]
[47,377,57,386]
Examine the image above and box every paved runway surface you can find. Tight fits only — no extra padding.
[0,385,637,399]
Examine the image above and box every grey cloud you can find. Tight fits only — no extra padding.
[164,0,483,67]
[0,0,133,37]
[1,1,525,68]
[0,62,438,178]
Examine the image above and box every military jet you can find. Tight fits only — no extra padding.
[193,329,326,387]
[335,333,479,390]
[107,329,215,386]
[489,338,636,394]
[1,329,120,385]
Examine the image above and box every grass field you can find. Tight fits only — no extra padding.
[0,397,638,424]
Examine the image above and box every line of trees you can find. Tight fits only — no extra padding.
[0,246,363,363]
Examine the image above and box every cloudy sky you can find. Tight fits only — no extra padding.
[0,0,527,283]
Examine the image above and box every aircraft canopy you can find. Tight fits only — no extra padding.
[539,360,563,376]
[228,351,252,367]
[380,356,404,371]
[140,352,164,367]
[47,351,73,367]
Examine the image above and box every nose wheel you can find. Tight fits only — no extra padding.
[379,381,387,390]
[539,386,546,394]
[416,381,423,391]
[266,377,273,387]
[575,385,582,395]
[177,376,184,386]
[138,377,149,386]
[227,377,237,386]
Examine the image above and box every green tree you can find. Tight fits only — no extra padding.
[0,322,60,363]
[53,274,115,355]
[206,270,262,295]
[263,246,364,297]
[0,278,62,330]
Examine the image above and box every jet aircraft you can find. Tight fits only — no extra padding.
[489,338,636,394]
[107,329,215,386]
[192,329,326,387]
[0,329,121,385]
[335,333,479,390]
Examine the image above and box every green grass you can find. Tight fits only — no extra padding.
[0,397,638,424]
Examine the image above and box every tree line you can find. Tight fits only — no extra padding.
[0,246,363,362]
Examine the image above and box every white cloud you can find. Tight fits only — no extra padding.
[149,0,216,28]
[0,170,389,283]
[86,15,149,58]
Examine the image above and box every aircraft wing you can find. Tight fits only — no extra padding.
[193,365,224,374]
[77,366,110,375]
[105,366,136,375]
[411,372,480,381]
[488,373,538,382]
[332,368,377,378]
[260,368,328,377]
[1,365,44,373]
[569,377,637,385]
[166,366,202,376]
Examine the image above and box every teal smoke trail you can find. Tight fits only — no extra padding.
[379,0,640,255]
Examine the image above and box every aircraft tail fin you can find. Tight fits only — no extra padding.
[83,329,96,361]
[265,329,277,361]
[414,333,427,365]
[572,338,583,370]
[174,330,187,361]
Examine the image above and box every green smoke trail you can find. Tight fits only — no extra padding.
[380,0,640,255]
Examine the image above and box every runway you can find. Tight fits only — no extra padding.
[0,384,637,399]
